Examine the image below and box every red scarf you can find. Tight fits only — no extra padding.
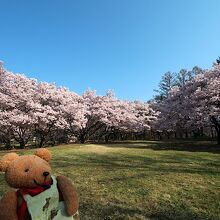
[17,179,52,220]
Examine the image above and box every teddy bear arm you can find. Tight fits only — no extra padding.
[0,190,18,220]
[56,175,79,216]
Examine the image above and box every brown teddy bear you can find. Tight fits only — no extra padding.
[0,148,79,220]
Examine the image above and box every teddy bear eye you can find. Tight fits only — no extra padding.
[25,169,29,172]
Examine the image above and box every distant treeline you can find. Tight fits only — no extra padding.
[0,59,219,149]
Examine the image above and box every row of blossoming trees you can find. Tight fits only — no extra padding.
[0,61,157,149]
[152,62,220,144]
[0,60,219,149]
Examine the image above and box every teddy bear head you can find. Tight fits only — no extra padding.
[0,148,52,188]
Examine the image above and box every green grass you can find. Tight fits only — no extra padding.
[0,141,220,220]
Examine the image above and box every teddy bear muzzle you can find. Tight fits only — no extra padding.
[43,171,50,177]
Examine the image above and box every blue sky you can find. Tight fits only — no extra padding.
[1,0,220,101]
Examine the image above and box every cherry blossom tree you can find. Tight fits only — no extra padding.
[193,64,220,143]
[52,87,87,144]
[153,63,220,143]
[0,66,37,148]
[31,82,67,147]
[78,90,119,143]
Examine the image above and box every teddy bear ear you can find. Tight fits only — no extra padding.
[0,153,19,172]
[35,148,52,162]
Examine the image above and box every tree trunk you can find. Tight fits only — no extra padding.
[39,137,45,148]
[78,133,86,144]
[105,135,109,143]
[211,126,214,139]
[210,116,220,144]
[5,140,12,150]
[217,130,220,145]
[19,140,25,149]
[157,131,162,140]
[200,127,204,137]
[174,132,177,138]
[193,131,197,139]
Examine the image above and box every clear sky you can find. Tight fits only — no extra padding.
[1,0,220,101]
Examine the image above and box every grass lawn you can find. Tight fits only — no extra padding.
[0,141,220,220]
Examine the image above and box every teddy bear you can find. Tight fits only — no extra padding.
[0,148,79,220]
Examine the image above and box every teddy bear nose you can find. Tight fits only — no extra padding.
[43,172,49,177]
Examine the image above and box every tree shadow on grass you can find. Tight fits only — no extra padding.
[103,141,220,154]
[53,152,220,177]
[79,199,212,220]
[51,148,220,220]
[80,200,149,220]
